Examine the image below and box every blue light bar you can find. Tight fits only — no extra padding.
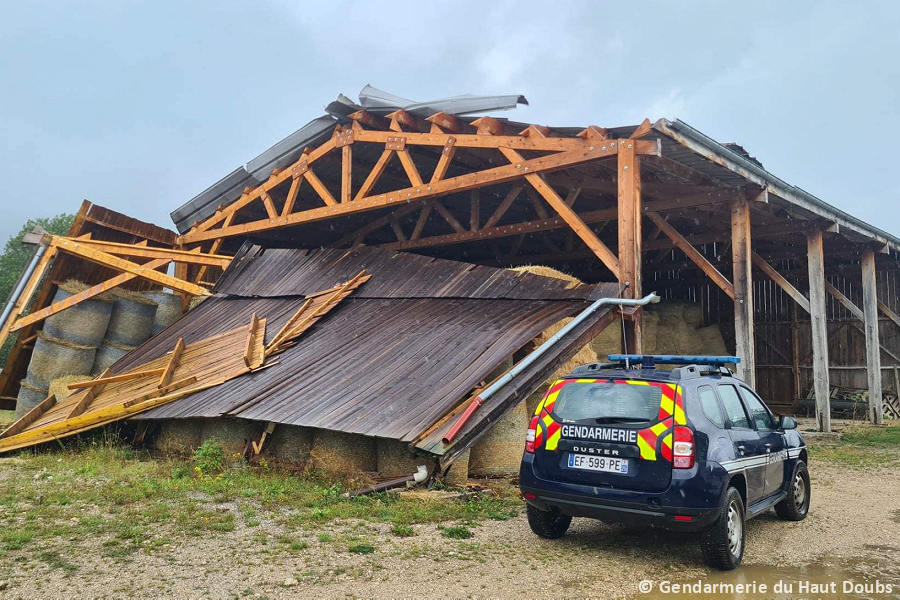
[608,354,741,366]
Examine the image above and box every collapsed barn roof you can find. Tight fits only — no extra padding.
[117,244,618,455]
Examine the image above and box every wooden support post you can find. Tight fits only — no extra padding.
[618,141,642,352]
[731,200,755,386]
[791,304,801,411]
[861,249,884,424]
[806,229,831,432]
[0,394,56,440]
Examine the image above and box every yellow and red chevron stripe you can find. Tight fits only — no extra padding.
[534,379,684,462]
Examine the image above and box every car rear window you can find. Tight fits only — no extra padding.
[551,381,662,424]
[718,384,751,429]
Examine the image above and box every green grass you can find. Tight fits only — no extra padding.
[439,525,473,540]
[348,543,375,554]
[807,425,900,468]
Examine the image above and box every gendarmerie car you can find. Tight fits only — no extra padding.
[519,355,809,570]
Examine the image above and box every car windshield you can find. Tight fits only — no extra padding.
[551,381,662,423]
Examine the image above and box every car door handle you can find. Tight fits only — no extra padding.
[737,445,746,456]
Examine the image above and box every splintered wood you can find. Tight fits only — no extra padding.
[264,270,370,356]
[0,271,371,453]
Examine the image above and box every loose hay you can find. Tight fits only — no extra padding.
[91,340,136,375]
[308,430,377,484]
[376,439,435,478]
[104,290,159,347]
[48,375,93,401]
[187,295,209,311]
[152,419,202,455]
[469,400,528,478]
[267,424,314,464]
[43,280,114,347]
[145,291,184,336]
[25,332,96,390]
[510,266,598,383]
[199,418,255,457]
[15,380,48,419]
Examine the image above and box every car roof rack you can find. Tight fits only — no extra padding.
[570,355,741,380]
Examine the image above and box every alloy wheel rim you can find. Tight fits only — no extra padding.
[726,500,742,557]
[793,472,807,511]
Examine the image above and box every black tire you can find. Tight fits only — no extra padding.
[775,461,811,521]
[526,504,572,539]
[701,486,745,570]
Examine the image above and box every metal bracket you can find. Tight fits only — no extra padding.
[335,129,355,147]
[291,161,309,179]
[385,136,407,151]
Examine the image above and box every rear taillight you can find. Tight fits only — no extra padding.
[525,416,539,453]
[672,426,695,469]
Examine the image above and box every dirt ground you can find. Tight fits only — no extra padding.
[1,427,899,599]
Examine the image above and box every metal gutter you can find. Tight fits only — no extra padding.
[655,119,900,252]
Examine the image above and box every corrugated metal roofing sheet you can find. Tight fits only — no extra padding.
[124,245,617,447]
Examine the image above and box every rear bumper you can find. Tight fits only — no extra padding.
[519,455,725,532]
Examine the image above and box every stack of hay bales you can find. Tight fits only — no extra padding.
[145,291,183,336]
[153,419,203,455]
[91,289,158,375]
[308,429,377,475]
[268,424,314,464]
[199,418,256,456]
[16,281,114,417]
[376,439,435,478]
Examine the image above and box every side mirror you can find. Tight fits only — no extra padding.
[778,415,797,430]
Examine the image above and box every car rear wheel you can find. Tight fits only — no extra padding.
[701,486,745,570]
[526,504,572,539]
[775,461,810,521]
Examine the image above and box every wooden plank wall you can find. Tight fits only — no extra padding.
[646,249,900,413]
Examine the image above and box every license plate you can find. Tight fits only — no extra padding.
[567,453,629,474]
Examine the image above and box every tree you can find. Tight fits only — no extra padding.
[0,213,75,367]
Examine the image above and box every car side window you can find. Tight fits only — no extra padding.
[739,387,775,431]
[697,385,725,428]
[717,385,751,429]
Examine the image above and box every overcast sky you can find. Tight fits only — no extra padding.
[1,1,898,246]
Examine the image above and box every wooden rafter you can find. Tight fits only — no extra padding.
[751,251,811,313]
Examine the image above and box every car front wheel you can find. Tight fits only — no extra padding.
[775,461,810,521]
[701,486,745,570]
[526,503,572,539]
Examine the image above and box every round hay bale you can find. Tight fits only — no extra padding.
[187,295,209,311]
[42,280,114,347]
[268,424,314,463]
[145,291,183,336]
[511,266,598,383]
[376,439,435,478]
[442,449,469,487]
[200,418,255,457]
[48,375,93,402]
[468,400,527,477]
[526,385,549,417]
[91,341,135,375]
[25,333,96,390]
[15,380,48,418]
[309,430,377,473]
[152,419,202,454]
[104,290,158,347]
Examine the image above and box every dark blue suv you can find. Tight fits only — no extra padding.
[519,355,809,570]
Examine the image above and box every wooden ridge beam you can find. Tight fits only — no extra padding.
[751,251,811,313]
[181,142,658,245]
[11,258,172,332]
[50,236,210,296]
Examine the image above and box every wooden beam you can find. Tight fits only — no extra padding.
[500,148,620,279]
[0,245,57,351]
[430,137,457,183]
[281,175,303,216]
[432,200,467,234]
[396,148,424,187]
[525,187,550,219]
[0,394,56,440]
[807,229,831,432]
[180,142,657,245]
[158,338,184,389]
[861,249,884,424]
[824,282,865,321]
[732,199,755,386]
[260,190,278,219]
[304,168,338,206]
[618,139,642,354]
[341,144,352,203]
[66,368,112,418]
[647,213,735,299]
[67,368,166,389]
[470,189,480,232]
[69,239,232,267]
[483,186,523,230]
[878,300,900,329]
[50,237,209,297]
[355,149,395,201]
[751,252,810,313]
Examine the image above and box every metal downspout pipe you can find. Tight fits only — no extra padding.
[442,292,661,445]
[0,243,48,331]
